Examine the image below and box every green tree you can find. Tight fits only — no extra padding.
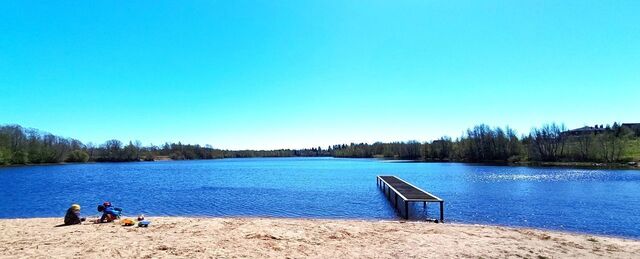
[66,150,90,162]
[11,150,29,164]
[0,147,11,165]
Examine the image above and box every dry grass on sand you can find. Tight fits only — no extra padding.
[1,217,639,258]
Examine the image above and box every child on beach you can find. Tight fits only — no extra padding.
[97,202,122,223]
[63,204,86,225]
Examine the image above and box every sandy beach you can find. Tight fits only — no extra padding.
[0,217,638,258]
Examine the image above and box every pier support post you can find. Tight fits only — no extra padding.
[393,192,397,208]
[405,201,409,219]
[439,201,444,223]
[424,202,428,217]
[387,185,390,199]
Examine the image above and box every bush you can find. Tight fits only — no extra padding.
[66,150,89,163]
[11,150,29,164]
[507,155,521,163]
[0,148,10,165]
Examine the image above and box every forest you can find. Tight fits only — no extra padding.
[332,123,640,163]
[0,123,638,166]
[0,124,329,165]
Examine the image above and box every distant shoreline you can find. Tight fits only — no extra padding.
[3,123,639,169]
[391,159,640,170]
[2,157,639,170]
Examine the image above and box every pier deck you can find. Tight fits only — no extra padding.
[377,175,444,222]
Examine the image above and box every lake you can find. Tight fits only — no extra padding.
[1,157,639,238]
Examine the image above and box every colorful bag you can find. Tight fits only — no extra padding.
[121,218,135,226]
[138,220,150,227]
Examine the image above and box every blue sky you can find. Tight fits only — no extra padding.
[1,1,639,149]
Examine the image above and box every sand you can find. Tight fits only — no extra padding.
[0,217,638,258]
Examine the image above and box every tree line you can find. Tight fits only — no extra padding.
[332,122,640,163]
[1,123,638,166]
[0,124,330,165]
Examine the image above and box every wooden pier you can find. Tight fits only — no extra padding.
[377,175,444,222]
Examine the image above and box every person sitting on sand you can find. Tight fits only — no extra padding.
[97,202,122,223]
[64,204,86,225]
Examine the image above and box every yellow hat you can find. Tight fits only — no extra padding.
[71,204,81,211]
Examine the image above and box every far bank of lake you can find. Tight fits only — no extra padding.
[3,156,639,171]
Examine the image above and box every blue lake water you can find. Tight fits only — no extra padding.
[1,157,639,238]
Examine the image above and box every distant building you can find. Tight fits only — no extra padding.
[563,125,606,136]
[564,123,640,136]
[622,123,640,135]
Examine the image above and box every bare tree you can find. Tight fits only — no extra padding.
[576,134,594,161]
[529,123,567,161]
[85,142,96,161]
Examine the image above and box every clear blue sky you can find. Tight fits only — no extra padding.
[1,1,639,150]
